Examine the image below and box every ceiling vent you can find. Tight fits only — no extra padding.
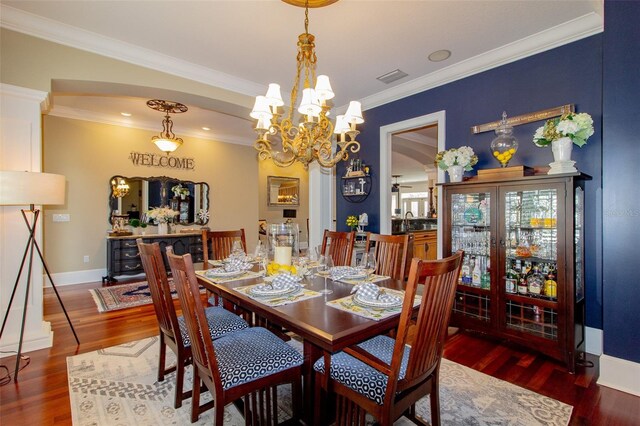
[376,69,408,84]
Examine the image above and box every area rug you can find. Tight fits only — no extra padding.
[89,280,177,313]
[67,337,573,425]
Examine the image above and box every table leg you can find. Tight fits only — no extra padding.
[303,340,323,426]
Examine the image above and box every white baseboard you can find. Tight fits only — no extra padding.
[45,268,107,287]
[585,326,603,355]
[0,321,52,357]
[598,354,640,396]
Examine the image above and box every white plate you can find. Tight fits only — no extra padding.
[342,271,368,280]
[352,293,402,309]
[250,283,301,297]
[205,269,247,279]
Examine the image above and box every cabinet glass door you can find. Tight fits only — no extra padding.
[503,187,559,341]
[450,191,492,322]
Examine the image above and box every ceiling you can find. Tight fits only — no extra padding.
[1,1,603,147]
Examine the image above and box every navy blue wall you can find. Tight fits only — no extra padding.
[602,1,640,363]
[336,35,603,330]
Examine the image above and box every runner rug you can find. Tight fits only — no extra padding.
[89,280,179,313]
[67,337,572,425]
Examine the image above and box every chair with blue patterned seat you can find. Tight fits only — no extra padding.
[166,248,304,425]
[313,251,464,426]
[137,240,249,411]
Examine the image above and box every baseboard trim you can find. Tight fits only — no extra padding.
[45,268,107,287]
[585,326,603,355]
[598,354,640,396]
[0,321,52,357]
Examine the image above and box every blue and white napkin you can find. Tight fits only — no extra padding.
[269,273,302,290]
[351,282,402,305]
[223,256,252,272]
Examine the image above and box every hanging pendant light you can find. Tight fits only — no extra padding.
[147,99,188,154]
[250,0,364,169]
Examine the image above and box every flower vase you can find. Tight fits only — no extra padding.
[548,137,577,175]
[447,165,464,183]
[158,222,169,235]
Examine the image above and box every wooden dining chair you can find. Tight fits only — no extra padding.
[137,240,249,410]
[364,232,410,281]
[313,251,464,426]
[320,229,356,266]
[166,249,304,425]
[202,228,247,267]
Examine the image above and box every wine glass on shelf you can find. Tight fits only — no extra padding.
[317,255,333,295]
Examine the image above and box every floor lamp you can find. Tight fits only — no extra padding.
[0,171,79,382]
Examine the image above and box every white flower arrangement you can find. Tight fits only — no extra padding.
[171,183,190,197]
[145,207,179,224]
[533,112,594,148]
[435,146,478,171]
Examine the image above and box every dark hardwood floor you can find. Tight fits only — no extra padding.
[1,281,639,425]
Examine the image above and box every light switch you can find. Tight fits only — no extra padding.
[53,214,70,222]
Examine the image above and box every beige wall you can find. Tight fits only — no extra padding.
[43,115,259,274]
[0,28,250,110]
[258,160,309,246]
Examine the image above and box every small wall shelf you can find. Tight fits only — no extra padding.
[341,175,371,203]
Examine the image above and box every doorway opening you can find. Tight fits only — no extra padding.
[379,111,445,258]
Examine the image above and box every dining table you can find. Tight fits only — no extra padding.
[194,262,415,425]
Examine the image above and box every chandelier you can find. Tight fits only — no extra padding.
[111,177,130,198]
[250,0,364,168]
[147,99,188,154]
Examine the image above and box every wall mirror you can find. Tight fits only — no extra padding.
[108,175,209,225]
[267,176,300,206]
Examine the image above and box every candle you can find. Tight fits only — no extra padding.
[274,246,292,266]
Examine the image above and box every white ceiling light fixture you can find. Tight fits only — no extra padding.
[250,0,364,169]
[428,49,452,62]
[147,99,188,154]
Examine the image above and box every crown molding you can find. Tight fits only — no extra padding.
[0,4,263,98]
[360,12,603,111]
[0,83,50,112]
[48,105,254,147]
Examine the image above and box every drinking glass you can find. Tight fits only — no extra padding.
[360,253,378,281]
[231,240,244,258]
[317,255,333,295]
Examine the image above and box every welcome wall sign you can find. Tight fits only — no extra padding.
[128,152,195,170]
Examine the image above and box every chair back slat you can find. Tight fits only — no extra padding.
[321,230,355,266]
[166,248,224,398]
[388,251,463,397]
[202,229,247,266]
[137,239,180,341]
[365,233,409,281]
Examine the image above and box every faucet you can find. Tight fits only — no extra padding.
[403,211,414,230]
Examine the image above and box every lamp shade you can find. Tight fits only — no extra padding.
[0,171,66,206]
[153,138,182,153]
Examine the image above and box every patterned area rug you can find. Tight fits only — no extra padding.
[67,337,573,425]
[89,280,179,312]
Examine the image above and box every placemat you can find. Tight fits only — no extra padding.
[327,289,421,321]
[196,269,263,284]
[338,274,389,285]
[234,283,322,307]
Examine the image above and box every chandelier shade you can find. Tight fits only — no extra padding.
[147,99,188,155]
[250,0,364,168]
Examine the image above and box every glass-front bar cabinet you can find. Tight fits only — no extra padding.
[442,172,590,372]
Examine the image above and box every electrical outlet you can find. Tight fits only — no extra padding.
[83,255,90,263]
[53,214,70,222]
